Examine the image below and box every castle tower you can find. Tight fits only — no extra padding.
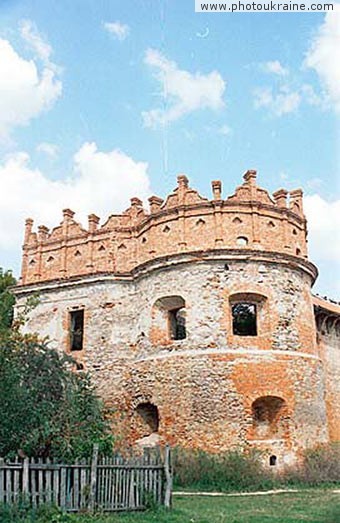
[14,171,340,468]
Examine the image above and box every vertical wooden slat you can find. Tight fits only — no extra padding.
[88,444,98,511]
[38,458,43,505]
[60,465,66,510]
[80,459,87,509]
[53,462,60,505]
[74,459,79,511]
[45,458,52,505]
[164,445,172,509]
[31,458,37,508]
[6,464,11,503]
[23,458,29,501]
[13,459,19,502]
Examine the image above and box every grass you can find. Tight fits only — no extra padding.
[2,489,340,523]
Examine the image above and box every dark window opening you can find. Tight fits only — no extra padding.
[232,303,257,336]
[169,308,186,340]
[269,455,277,466]
[136,402,159,433]
[70,310,84,351]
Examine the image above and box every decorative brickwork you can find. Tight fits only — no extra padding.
[14,171,340,468]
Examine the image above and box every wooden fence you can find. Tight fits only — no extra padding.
[0,445,172,512]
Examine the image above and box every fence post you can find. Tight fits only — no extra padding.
[88,444,99,511]
[164,445,172,509]
[22,458,29,498]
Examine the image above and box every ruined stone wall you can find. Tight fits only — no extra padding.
[15,254,328,464]
[314,297,340,442]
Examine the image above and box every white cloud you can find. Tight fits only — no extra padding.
[0,143,151,251]
[304,194,340,263]
[36,142,59,158]
[254,86,301,116]
[19,19,60,73]
[0,24,62,140]
[255,9,340,117]
[142,49,226,127]
[104,21,130,41]
[304,7,340,113]
[219,124,232,136]
[261,60,288,76]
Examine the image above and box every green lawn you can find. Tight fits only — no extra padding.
[62,490,340,523]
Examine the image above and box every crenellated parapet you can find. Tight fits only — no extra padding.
[20,170,309,285]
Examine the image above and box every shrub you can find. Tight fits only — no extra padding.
[285,443,340,486]
[172,447,275,492]
[0,335,114,460]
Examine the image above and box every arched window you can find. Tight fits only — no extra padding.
[152,296,186,341]
[269,455,277,466]
[236,236,248,246]
[136,402,159,434]
[229,292,267,337]
[251,396,288,439]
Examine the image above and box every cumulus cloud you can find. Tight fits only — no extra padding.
[0,143,151,251]
[304,194,340,263]
[36,142,59,158]
[304,4,340,112]
[254,86,301,116]
[0,23,62,140]
[304,7,340,113]
[142,49,226,127]
[255,9,340,117]
[104,21,130,41]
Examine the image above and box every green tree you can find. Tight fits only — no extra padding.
[0,335,113,460]
[0,268,16,336]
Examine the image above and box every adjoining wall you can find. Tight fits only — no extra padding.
[314,297,340,442]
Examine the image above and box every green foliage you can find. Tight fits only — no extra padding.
[0,268,16,336]
[285,443,340,486]
[0,334,113,460]
[172,447,275,492]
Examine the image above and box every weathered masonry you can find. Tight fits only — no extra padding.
[14,170,340,468]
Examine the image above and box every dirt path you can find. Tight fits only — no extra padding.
[174,488,340,497]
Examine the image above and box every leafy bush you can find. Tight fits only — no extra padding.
[0,335,113,460]
[0,268,16,336]
[172,447,275,492]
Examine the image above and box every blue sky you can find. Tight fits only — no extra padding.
[0,0,339,297]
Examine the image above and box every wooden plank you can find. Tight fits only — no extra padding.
[31,458,37,508]
[60,466,67,509]
[22,458,29,500]
[74,459,79,511]
[13,462,20,502]
[38,458,43,505]
[128,468,135,509]
[6,464,12,504]
[164,445,172,509]
[80,459,87,509]
[45,458,52,505]
[88,443,99,511]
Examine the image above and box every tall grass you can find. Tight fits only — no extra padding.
[172,447,275,492]
[173,443,340,492]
